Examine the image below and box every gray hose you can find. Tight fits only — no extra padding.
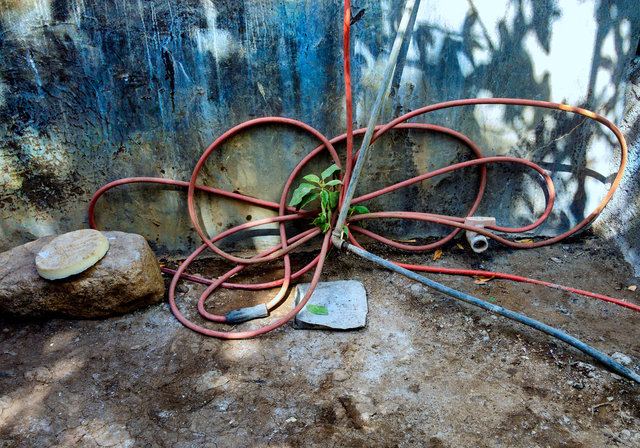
[340,240,640,384]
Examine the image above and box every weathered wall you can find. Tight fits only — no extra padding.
[0,0,639,263]
[595,58,640,275]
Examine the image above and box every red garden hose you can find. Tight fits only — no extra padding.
[88,1,639,341]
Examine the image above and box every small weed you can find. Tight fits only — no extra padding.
[289,164,369,237]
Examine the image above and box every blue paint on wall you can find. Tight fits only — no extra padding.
[0,0,639,258]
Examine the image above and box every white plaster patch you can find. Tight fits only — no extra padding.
[522,106,536,126]
[355,41,384,90]
[27,142,71,177]
[595,65,616,105]
[0,79,6,108]
[0,153,23,190]
[194,0,240,60]
[473,99,520,153]
[414,0,468,32]
[24,221,58,239]
[4,127,71,181]
[584,132,617,214]
[620,19,631,54]
[522,0,596,102]
[1,0,52,34]
[457,51,474,78]
[471,44,492,67]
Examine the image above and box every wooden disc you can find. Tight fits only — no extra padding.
[35,229,110,280]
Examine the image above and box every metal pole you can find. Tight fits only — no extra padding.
[332,0,417,247]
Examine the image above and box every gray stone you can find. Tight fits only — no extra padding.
[24,367,53,383]
[611,352,632,366]
[0,231,165,318]
[294,280,367,330]
[619,430,631,440]
[195,371,230,393]
[332,369,350,382]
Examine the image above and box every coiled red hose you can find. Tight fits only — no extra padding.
[88,2,638,339]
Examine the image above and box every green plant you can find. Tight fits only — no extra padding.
[306,304,328,315]
[288,164,369,236]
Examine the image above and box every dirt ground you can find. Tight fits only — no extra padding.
[1,234,639,447]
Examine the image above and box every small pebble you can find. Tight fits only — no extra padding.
[619,430,631,440]
[333,369,350,382]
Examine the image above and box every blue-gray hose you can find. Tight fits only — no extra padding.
[340,240,640,384]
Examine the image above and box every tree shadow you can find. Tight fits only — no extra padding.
[349,0,639,239]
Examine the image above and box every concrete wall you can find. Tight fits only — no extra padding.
[1,0,639,265]
[595,58,640,275]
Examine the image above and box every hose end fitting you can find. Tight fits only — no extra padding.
[464,217,496,254]
[225,303,269,323]
[331,232,347,250]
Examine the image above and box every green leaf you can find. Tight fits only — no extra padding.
[324,179,343,187]
[306,304,328,315]
[312,215,327,228]
[321,164,341,180]
[303,174,321,184]
[289,183,317,207]
[342,224,349,238]
[328,191,340,210]
[351,205,370,214]
[298,192,320,210]
[313,214,331,233]
[319,190,329,213]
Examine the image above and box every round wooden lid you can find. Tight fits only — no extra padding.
[35,229,110,280]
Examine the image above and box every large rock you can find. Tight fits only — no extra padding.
[0,231,165,318]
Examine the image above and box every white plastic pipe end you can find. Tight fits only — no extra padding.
[466,231,489,253]
[463,217,496,254]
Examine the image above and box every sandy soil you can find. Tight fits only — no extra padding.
[1,234,639,447]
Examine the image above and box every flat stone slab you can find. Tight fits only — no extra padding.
[35,229,110,280]
[294,280,367,330]
[0,231,165,318]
